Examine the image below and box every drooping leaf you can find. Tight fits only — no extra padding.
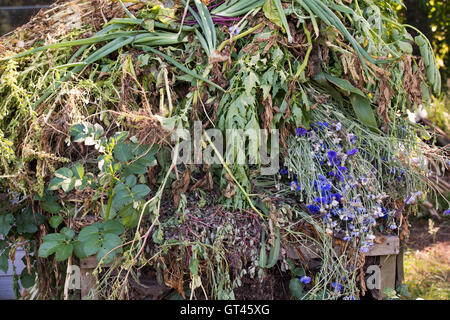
[289,278,305,299]
[20,268,36,288]
[350,93,378,131]
[0,214,14,236]
[266,227,281,268]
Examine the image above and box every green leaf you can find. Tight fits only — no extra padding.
[49,216,63,229]
[114,142,133,162]
[72,163,84,179]
[48,177,64,191]
[350,93,378,131]
[16,209,42,234]
[289,278,305,299]
[397,40,413,54]
[0,252,9,273]
[122,210,140,228]
[97,233,122,263]
[73,241,88,259]
[266,227,281,268]
[112,131,129,143]
[259,230,267,268]
[124,175,137,187]
[55,243,73,261]
[292,267,306,278]
[102,220,125,235]
[54,167,73,180]
[42,233,65,242]
[244,71,259,95]
[38,240,61,258]
[60,227,75,240]
[101,233,122,251]
[81,235,102,256]
[41,195,62,214]
[143,19,154,32]
[69,123,89,142]
[61,177,76,193]
[20,268,36,288]
[189,255,199,275]
[77,225,100,242]
[0,214,14,236]
[324,73,365,96]
[263,0,283,30]
[131,184,151,200]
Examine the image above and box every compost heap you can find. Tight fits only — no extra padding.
[0,0,448,300]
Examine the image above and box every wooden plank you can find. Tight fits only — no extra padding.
[395,245,405,288]
[80,256,100,269]
[286,244,320,261]
[366,236,399,256]
[379,254,397,298]
[80,267,97,300]
[285,236,400,261]
[79,256,117,299]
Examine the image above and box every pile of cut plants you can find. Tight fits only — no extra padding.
[0,0,448,300]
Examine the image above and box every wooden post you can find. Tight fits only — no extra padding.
[80,256,102,300]
[366,236,400,299]
[286,235,402,299]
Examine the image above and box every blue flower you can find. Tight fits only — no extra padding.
[360,246,369,253]
[300,276,311,284]
[335,122,342,131]
[348,134,357,144]
[331,282,342,293]
[228,25,240,36]
[315,195,332,205]
[351,231,360,237]
[316,122,329,130]
[280,167,288,175]
[296,127,307,136]
[346,148,359,156]
[290,181,301,192]
[328,150,337,159]
[307,204,320,214]
[333,193,343,201]
[445,209,450,216]
[321,183,332,193]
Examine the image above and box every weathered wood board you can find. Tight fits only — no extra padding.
[285,235,401,299]
[79,236,402,300]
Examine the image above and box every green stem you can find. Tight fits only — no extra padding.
[293,22,313,80]
[203,131,266,219]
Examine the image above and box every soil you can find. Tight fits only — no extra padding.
[406,217,450,251]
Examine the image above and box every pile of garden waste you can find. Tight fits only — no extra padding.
[0,0,448,300]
